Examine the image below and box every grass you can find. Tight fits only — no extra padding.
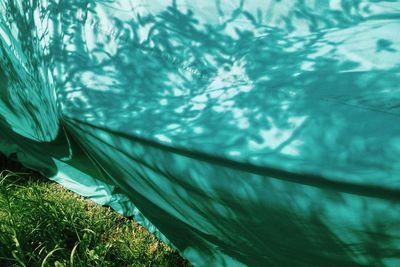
[0,161,189,267]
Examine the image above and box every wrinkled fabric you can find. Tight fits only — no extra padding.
[1,1,400,266]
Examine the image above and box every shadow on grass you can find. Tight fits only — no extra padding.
[0,153,48,186]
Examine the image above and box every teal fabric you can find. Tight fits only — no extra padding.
[1,1,400,266]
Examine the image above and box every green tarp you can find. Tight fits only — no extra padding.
[1,0,400,266]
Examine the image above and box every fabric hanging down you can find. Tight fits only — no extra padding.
[0,1,400,266]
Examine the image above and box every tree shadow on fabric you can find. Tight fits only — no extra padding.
[1,0,400,266]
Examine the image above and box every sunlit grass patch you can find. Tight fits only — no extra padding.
[0,164,188,267]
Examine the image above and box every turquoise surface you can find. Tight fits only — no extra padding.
[1,1,400,266]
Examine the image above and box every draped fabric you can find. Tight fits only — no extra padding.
[1,1,400,266]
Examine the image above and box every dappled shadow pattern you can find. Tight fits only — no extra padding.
[1,0,400,266]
